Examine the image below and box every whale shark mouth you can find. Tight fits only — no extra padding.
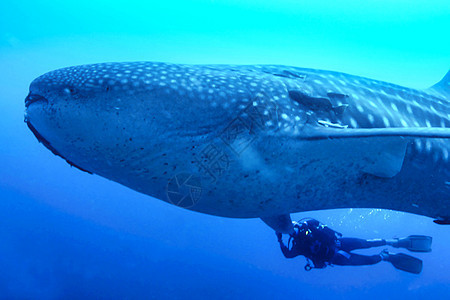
[25,119,92,174]
[25,93,48,108]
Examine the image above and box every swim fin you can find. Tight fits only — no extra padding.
[380,250,423,274]
[390,235,432,252]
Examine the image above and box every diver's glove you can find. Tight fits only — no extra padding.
[276,232,283,243]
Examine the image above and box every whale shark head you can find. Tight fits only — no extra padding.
[24,62,269,199]
[25,63,221,180]
[26,63,234,159]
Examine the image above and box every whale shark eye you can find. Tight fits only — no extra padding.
[63,87,78,95]
[63,87,75,94]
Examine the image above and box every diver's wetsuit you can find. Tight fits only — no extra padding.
[332,238,384,266]
[279,219,385,268]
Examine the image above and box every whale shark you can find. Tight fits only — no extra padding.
[24,62,450,233]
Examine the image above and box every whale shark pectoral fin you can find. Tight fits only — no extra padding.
[289,126,450,178]
[433,217,450,225]
[260,214,294,234]
[360,137,408,178]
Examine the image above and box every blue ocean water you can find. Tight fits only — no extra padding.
[0,0,449,299]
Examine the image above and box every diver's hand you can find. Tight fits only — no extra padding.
[276,232,282,243]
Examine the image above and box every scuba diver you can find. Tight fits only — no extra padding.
[276,218,432,274]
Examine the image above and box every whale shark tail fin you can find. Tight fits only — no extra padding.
[428,70,450,97]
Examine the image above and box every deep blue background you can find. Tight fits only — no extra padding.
[0,1,449,299]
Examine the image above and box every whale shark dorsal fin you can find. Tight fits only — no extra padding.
[332,104,349,115]
[288,90,350,115]
[297,126,450,140]
[288,90,333,112]
[428,70,450,97]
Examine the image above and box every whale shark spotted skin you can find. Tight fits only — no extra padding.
[25,62,450,232]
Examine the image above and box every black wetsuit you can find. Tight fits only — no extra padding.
[279,219,385,268]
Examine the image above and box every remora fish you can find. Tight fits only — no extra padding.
[25,62,450,232]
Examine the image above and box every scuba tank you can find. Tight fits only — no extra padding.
[288,218,342,271]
